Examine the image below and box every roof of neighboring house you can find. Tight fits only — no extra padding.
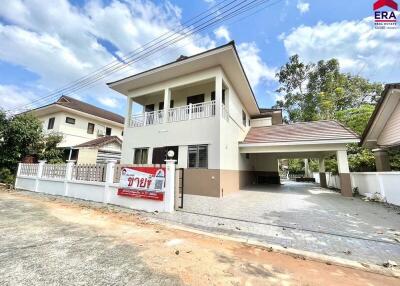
[55,96,125,124]
[360,83,400,146]
[74,136,122,148]
[242,120,359,144]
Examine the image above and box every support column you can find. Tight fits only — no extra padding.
[215,73,223,119]
[373,149,391,171]
[163,88,171,123]
[336,150,352,197]
[318,158,327,188]
[164,159,176,213]
[35,160,46,192]
[304,159,311,178]
[65,160,75,196]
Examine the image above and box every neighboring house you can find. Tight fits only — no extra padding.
[361,83,400,171]
[108,41,358,197]
[27,95,125,163]
[74,136,122,164]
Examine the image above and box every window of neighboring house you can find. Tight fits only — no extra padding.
[152,146,179,164]
[47,117,55,129]
[134,148,148,164]
[242,110,247,126]
[248,119,251,126]
[121,130,124,136]
[87,123,95,134]
[188,145,208,168]
[211,90,225,104]
[246,153,250,159]
[106,127,112,136]
[65,117,75,124]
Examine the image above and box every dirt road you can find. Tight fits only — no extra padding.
[0,189,398,286]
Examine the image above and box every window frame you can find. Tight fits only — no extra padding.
[65,117,76,124]
[87,122,95,134]
[105,127,112,136]
[133,148,148,164]
[188,144,208,168]
[47,117,55,130]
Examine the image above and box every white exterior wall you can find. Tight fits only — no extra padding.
[39,111,124,147]
[219,71,252,171]
[121,67,223,169]
[312,171,400,206]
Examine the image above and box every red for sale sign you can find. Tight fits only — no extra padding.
[117,167,166,201]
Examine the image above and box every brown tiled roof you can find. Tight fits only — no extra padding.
[74,136,122,148]
[56,96,124,124]
[242,120,359,144]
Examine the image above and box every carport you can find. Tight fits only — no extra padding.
[239,121,359,197]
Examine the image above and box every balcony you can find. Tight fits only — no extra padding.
[130,101,228,128]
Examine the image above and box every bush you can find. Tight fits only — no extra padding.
[0,168,15,185]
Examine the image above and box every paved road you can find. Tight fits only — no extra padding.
[0,192,181,286]
[156,181,400,265]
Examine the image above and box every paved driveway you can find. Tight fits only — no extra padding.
[156,181,400,265]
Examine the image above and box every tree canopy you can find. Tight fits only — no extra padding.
[0,111,64,182]
[273,55,400,172]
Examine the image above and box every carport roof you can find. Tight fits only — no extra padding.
[242,120,359,145]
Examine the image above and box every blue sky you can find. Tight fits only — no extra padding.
[0,0,399,115]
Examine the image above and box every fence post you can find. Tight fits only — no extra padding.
[189,103,192,120]
[35,160,46,192]
[104,160,117,204]
[164,159,176,212]
[16,163,22,177]
[65,160,75,196]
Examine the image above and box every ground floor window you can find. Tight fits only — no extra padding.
[188,145,208,168]
[134,148,148,164]
[152,146,179,164]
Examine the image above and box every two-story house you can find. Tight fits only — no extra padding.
[108,41,358,197]
[27,95,125,164]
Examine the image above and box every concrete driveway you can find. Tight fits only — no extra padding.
[157,181,400,265]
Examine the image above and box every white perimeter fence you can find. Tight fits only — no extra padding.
[313,172,400,206]
[15,160,176,213]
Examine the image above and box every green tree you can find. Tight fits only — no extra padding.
[0,111,64,182]
[275,55,383,123]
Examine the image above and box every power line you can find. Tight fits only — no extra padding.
[9,0,278,114]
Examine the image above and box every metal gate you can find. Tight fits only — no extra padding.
[175,168,184,209]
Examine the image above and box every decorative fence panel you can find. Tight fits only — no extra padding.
[42,164,67,179]
[72,164,106,182]
[19,163,39,177]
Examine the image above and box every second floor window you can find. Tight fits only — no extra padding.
[66,117,75,124]
[188,145,208,168]
[134,148,148,164]
[242,110,247,126]
[106,127,112,136]
[47,117,55,129]
[87,123,95,134]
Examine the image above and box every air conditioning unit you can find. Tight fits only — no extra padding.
[97,129,105,137]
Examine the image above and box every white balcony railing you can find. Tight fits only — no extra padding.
[130,110,164,127]
[129,101,219,127]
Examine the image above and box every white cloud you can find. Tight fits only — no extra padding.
[0,0,274,113]
[296,0,310,14]
[0,84,37,110]
[97,96,119,108]
[237,42,276,87]
[214,26,231,42]
[0,0,215,112]
[280,17,400,83]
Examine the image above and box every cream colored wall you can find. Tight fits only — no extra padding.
[249,153,278,172]
[219,71,252,172]
[99,142,122,152]
[38,111,124,148]
[377,100,400,147]
[77,148,98,164]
